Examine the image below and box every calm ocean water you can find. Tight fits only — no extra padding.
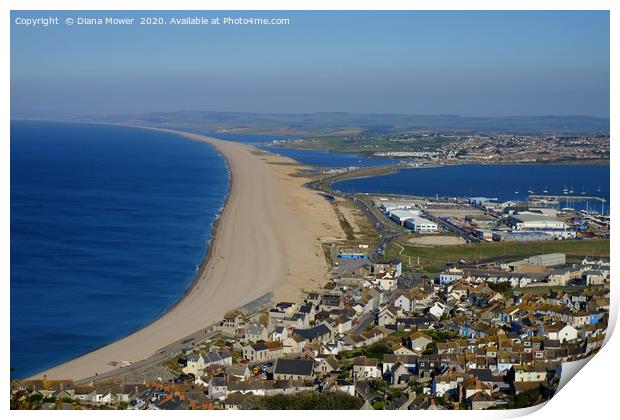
[333,163,610,212]
[10,121,229,378]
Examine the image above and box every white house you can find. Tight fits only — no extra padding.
[271,326,288,342]
[409,332,433,352]
[558,325,579,342]
[244,324,268,342]
[511,365,547,382]
[432,374,462,398]
[378,306,397,327]
[183,351,232,376]
[183,354,206,376]
[207,376,228,401]
[377,276,398,291]
[242,342,284,363]
[316,356,340,374]
[394,346,416,356]
[394,294,412,312]
[330,379,355,396]
[352,357,381,380]
[439,268,464,285]
[429,302,447,319]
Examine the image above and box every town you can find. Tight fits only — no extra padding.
[11,194,610,410]
[279,132,610,165]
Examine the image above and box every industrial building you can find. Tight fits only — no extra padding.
[474,229,494,241]
[388,209,421,224]
[509,253,566,271]
[526,253,566,266]
[338,252,368,260]
[404,216,438,233]
[377,200,417,212]
[468,197,498,206]
[492,231,552,242]
[545,230,577,240]
[506,212,567,231]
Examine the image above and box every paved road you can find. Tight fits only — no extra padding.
[350,312,376,335]
[75,326,219,385]
[351,196,408,262]
[423,212,480,243]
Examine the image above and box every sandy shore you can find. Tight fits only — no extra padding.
[30,129,343,380]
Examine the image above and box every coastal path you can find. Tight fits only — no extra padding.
[75,325,219,385]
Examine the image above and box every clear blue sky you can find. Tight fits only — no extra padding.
[10,11,610,117]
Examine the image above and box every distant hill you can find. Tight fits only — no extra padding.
[67,111,609,137]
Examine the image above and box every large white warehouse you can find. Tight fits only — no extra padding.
[404,216,438,233]
[389,209,421,224]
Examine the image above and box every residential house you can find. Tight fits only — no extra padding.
[429,302,447,319]
[316,356,340,374]
[394,293,412,312]
[352,357,381,380]
[272,358,315,381]
[293,324,332,344]
[379,306,398,327]
[242,342,284,363]
[244,324,268,342]
[223,392,252,409]
[207,376,228,401]
[271,326,288,342]
[509,365,547,383]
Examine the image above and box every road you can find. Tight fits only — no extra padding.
[423,212,480,243]
[75,325,219,385]
[350,312,376,335]
[351,195,408,262]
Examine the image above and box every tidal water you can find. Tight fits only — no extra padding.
[264,145,396,168]
[10,121,229,378]
[333,163,610,212]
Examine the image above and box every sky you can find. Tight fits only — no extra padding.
[10,11,610,118]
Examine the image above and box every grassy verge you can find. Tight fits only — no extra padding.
[322,242,334,267]
[386,239,610,274]
[337,213,355,240]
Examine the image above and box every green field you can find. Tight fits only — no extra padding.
[387,239,610,273]
[283,134,459,155]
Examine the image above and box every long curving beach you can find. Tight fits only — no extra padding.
[31,129,343,381]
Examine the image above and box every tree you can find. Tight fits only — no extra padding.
[241,390,364,410]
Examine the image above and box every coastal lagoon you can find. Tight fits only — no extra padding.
[265,145,396,168]
[10,121,229,378]
[264,145,609,212]
[333,163,610,212]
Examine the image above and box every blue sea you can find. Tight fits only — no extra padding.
[10,121,229,379]
[333,163,610,212]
